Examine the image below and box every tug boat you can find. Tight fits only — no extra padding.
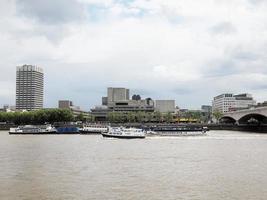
[102,126,146,139]
[9,124,57,134]
[79,124,108,134]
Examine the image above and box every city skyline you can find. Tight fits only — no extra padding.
[1,0,267,109]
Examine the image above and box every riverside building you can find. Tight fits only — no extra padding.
[16,65,44,111]
[155,100,175,113]
[107,87,129,104]
[58,100,89,118]
[91,87,154,121]
[212,93,256,113]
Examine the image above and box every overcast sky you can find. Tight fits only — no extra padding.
[1,0,267,110]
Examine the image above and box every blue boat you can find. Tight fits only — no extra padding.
[54,123,79,134]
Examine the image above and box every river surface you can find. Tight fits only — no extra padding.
[1,130,267,200]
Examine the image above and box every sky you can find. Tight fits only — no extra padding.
[1,0,267,110]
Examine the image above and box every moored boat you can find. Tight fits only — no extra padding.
[148,125,208,136]
[9,124,57,134]
[102,126,146,139]
[79,124,108,134]
[53,122,79,134]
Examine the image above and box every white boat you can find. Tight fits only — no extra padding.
[102,126,146,139]
[147,125,208,137]
[79,124,108,134]
[9,124,57,134]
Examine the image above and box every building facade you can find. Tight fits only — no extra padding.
[16,65,44,111]
[58,100,89,118]
[155,100,175,113]
[107,87,129,104]
[212,93,256,113]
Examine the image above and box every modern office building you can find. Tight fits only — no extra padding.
[107,87,129,104]
[155,100,175,113]
[212,93,256,113]
[16,65,44,111]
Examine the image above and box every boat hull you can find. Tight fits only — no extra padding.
[154,131,206,136]
[102,132,145,139]
[79,130,103,134]
[9,131,57,135]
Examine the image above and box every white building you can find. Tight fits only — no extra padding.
[16,65,44,111]
[212,93,256,113]
[155,100,175,113]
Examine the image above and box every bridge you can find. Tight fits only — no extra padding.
[221,106,267,125]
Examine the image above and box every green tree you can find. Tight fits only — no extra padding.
[76,113,85,122]
[154,111,162,123]
[136,111,145,123]
[164,112,173,123]
[212,110,223,123]
[146,112,153,123]
[126,112,136,123]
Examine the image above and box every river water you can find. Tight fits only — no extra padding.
[1,130,267,200]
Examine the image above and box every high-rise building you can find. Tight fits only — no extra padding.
[107,87,129,104]
[16,65,44,110]
[212,93,256,113]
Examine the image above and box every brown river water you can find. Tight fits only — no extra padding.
[1,130,267,200]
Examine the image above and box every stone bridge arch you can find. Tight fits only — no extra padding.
[238,113,267,125]
[220,116,237,124]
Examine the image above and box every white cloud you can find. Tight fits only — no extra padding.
[1,0,267,109]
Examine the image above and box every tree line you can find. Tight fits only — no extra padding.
[0,109,220,125]
[0,109,74,125]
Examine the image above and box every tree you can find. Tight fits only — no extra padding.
[126,112,136,123]
[76,113,85,122]
[154,111,162,123]
[164,112,173,123]
[146,112,153,123]
[212,110,223,123]
[136,111,145,123]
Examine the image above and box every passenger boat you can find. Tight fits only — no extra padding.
[9,124,57,134]
[79,124,108,134]
[148,125,208,136]
[102,126,146,139]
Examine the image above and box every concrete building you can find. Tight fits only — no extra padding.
[58,100,75,109]
[212,93,256,113]
[90,106,109,121]
[132,94,141,101]
[58,100,89,118]
[155,100,175,113]
[16,65,44,111]
[107,87,129,104]
[108,99,154,112]
[91,87,155,121]
[102,97,108,106]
